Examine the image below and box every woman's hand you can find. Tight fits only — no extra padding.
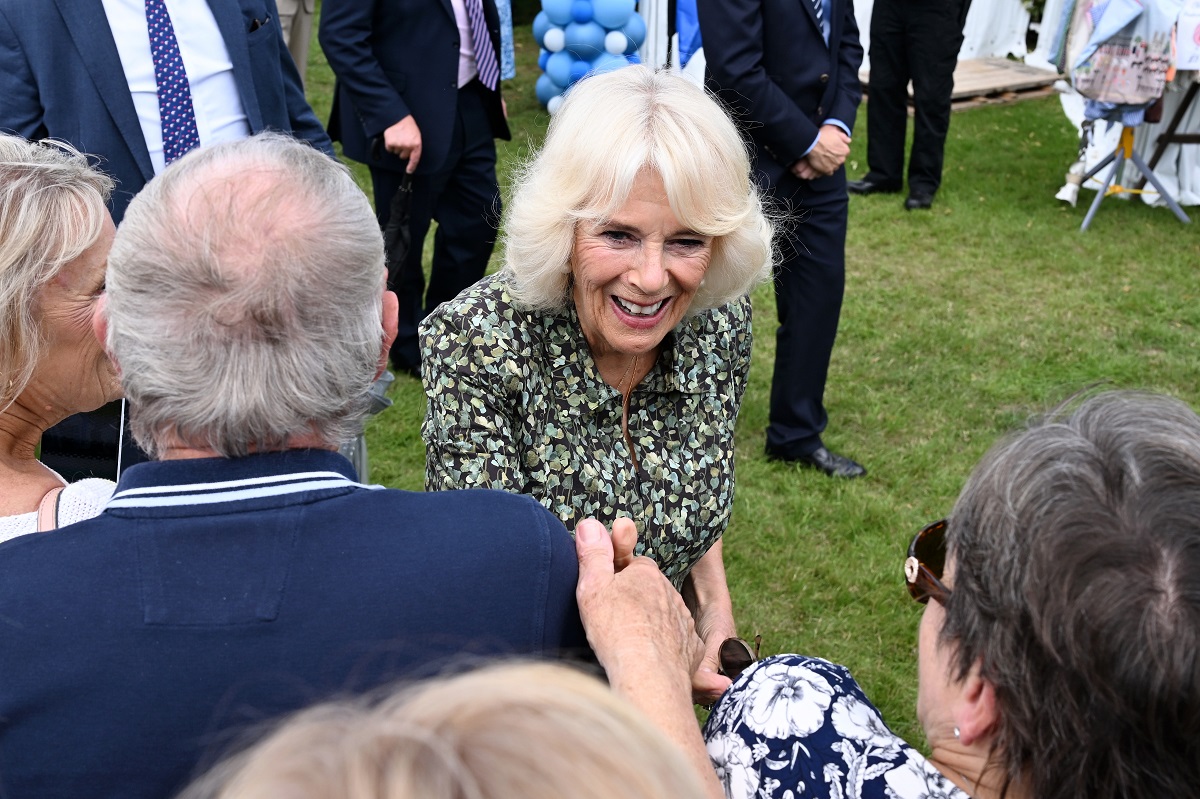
[683,540,737,705]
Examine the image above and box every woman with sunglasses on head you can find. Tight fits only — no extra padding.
[701,391,1200,799]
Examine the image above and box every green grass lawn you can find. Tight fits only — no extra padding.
[303,21,1200,747]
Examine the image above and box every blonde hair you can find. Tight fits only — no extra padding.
[180,662,706,799]
[0,134,113,413]
[503,65,774,313]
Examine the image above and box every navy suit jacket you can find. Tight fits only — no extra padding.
[0,450,588,798]
[696,0,863,192]
[0,0,334,222]
[320,0,510,176]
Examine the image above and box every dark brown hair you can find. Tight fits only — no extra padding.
[943,391,1200,799]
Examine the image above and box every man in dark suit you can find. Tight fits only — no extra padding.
[0,0,332,223]
[320,0,511,376]
[696,0,866,478]
[0,0,334,480]
[848,0,973,210]
[0,135,586,798]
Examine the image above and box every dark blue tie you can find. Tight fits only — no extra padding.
[812,0,824,24]
[464,0,500,90]
[146,0,201,164]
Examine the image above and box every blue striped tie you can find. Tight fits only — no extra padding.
[464,0,500,91]
[812,0,823,24]
[145,0,200,164]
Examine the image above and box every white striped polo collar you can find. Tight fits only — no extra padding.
[106,470,384,509]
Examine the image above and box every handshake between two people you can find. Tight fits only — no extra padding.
[574,516,731,799]
[574,517,733,708]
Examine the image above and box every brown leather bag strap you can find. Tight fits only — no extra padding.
[36,486,65,532]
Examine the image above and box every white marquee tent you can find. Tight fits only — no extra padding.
[636,0,1198,208]
[638,0,1034,76]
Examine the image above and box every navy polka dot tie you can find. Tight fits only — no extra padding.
[146,0,200,164]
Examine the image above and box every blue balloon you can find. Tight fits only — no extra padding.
[564,21,606,59]
[625,52,641,65]
[545,50,576,88]
[542,0,573,26]
[535,73,562,106]
[570,0,593,23]
[538,48,551,71]
[592,0,634,29]
[621,12,646,52]
[569,58,591,84]
[532,11,553,43]
[590,51,628,75]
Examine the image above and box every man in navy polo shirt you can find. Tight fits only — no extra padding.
[0,133,587,798]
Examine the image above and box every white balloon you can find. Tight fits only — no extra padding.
[604,30,627,55]
[547,94,564,114]
[543,27,566,53]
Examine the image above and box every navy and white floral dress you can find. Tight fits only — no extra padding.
[703,655,970,799]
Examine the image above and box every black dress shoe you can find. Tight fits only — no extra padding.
[904,191,934,210]
[389,358,421,379]
[848,178,902,196]
[767,445,867,478]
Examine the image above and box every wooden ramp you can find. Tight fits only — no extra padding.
[860,58,1062,111]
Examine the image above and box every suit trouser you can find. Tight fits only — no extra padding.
[864,0,971,194]
[765,171,848,459]
[275,0,313,87]
[371,80,501,373]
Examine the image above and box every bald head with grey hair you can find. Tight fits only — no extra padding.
[941,390,1200,799]
[103,134,391,459]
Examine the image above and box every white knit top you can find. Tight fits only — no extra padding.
[0,478,115,544]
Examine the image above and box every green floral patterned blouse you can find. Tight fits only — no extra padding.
[420,273,752,589]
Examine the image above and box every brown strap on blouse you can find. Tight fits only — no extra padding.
[36,486,65,532]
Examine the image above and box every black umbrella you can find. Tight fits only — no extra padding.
[382,172,414,292]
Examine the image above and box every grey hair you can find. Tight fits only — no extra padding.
[177,661,707,799]
[502,65,774,314]
[942,390,1200,799]
[0,133,113,414]
[105,133,385,457]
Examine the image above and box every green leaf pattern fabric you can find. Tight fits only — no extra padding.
[420,273,752,588]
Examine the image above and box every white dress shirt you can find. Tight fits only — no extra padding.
[449,0,479,88]
[101,0,252,173]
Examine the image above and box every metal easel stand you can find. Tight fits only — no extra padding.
[1080,126,1192,231]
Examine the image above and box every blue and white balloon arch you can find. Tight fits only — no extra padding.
[533,0,647,112]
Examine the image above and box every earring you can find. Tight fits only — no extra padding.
[954,726,961,740]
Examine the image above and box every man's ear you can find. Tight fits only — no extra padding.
[954,661,998,747]
[92,293,121,377]
[377,288,399,380]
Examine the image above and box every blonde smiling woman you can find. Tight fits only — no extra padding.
[420,66,774,705]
